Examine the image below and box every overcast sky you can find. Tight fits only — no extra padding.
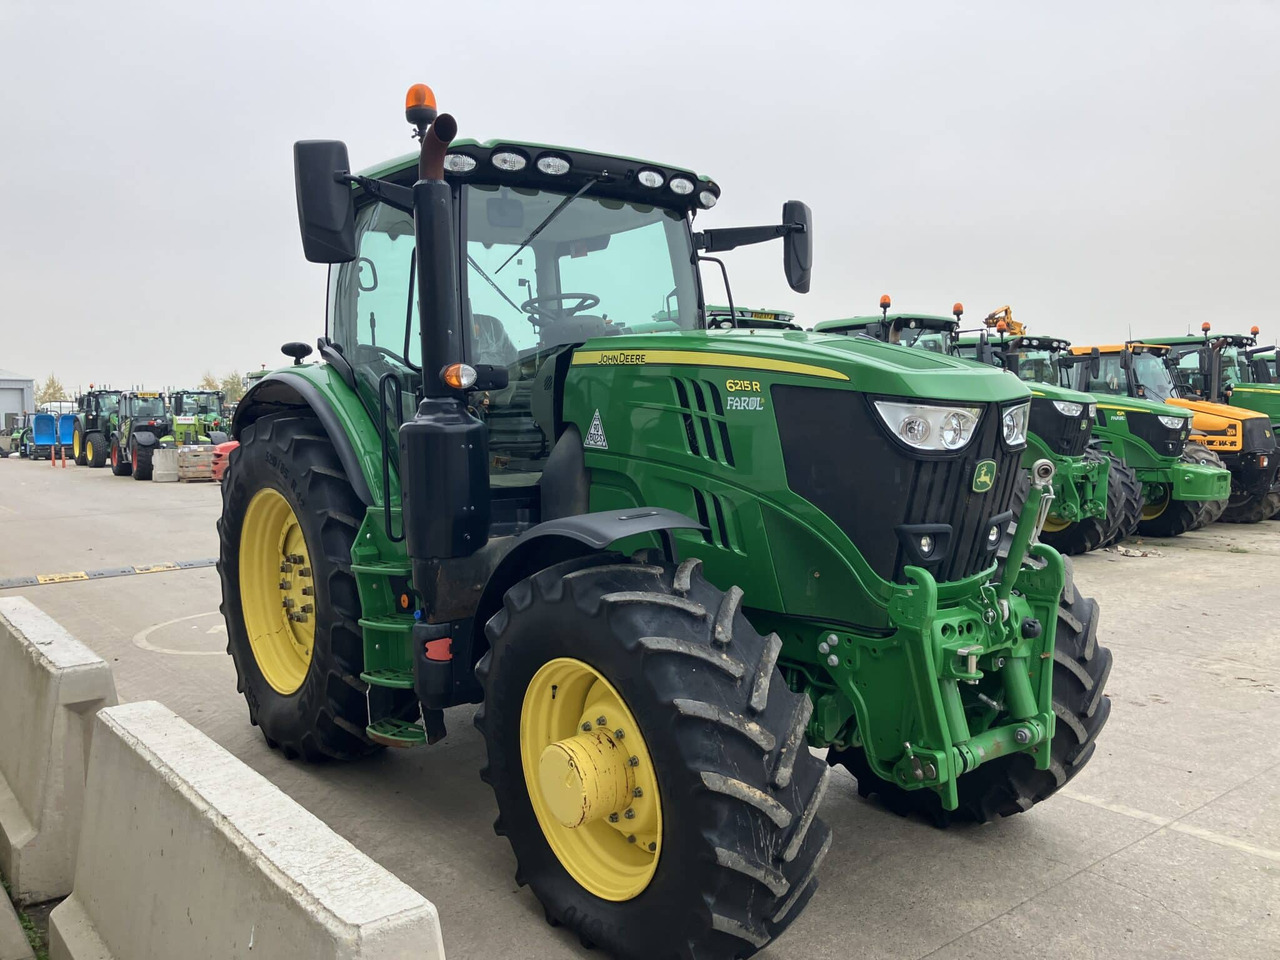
[2,1,1278,392]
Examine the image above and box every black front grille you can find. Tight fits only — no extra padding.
[1126,411,1188,458]
[1241,416,1277,454]
[773,386,1024,584]
[1029,397,1092,457]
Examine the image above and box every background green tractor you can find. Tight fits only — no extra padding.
[218,84,1111,959]
[813,301,1126,556]
[109,391,171,480]
[703,304,800,330]
[171,389,231,445]
[8,412,50,460]
[1149,325,1280,435]
[71,387,122,467]
[1062,344,1234,533]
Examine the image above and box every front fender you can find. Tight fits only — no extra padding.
[131,431,159,448]
[232,364,388,506]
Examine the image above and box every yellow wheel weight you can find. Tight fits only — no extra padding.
[1041,516,1070,532]
[521,658,662,901]
[238,488,316,695]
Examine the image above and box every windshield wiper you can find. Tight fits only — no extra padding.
[496,177,599,274]
[467,254,523,315]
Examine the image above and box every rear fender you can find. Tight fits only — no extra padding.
[231,365,388,506]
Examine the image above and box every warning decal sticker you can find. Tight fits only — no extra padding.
[584,409,609,449]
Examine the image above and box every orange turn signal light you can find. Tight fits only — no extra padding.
[441,363,478,391]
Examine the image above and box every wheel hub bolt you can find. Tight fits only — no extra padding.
[827,654,839,668]
[301,586,314,596]
[279,562,293,573]
[282,598,295,609]
[818,641,830,654]
[614,729,625,739]
[279,580,292,590]
[596,716,607,727]
[648,842,657,851]
[301,604,313,614]
[624,809,635,819]
[633,787,643,798]
[608,812,619,823]
[299,567,311,578]
[581,722,592,732]
[628,756,639,767]
[627,835,636,844]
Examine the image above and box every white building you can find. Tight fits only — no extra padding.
[0,368,35,431]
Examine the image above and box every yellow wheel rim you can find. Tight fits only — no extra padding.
[86,439,95,462]
[521,658,662,901]
[1041,516,1070,532]
[73,432,81,459]
[1142,487,1171,520]
[239,488,316,695]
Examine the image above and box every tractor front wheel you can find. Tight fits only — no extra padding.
[476,554,831,959]
[132,440,154,481]
[218,414,382,762]
[829,557,1111,825]
[1137,444,1225,536]
[109,438,131,476]
[85,433,108,468]
[73,426,87,466]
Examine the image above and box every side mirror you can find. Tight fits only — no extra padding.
[294,140,357,263]
[782,200,812,294]
[1119,350,1131,371]
[1091,347,1101,379]
[1004,352,1020,377]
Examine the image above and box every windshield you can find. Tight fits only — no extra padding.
[898,328,949,353]
[462,184,699,364]
[178,393,220,415]
[133,397,166,418]
[1008,348,1060,386]
[1220,346,1246,384]
[1132,352,1179,401]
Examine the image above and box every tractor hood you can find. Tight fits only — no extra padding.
[571,329,1032,404]
[1092,395,1190,420]
[1166,396,1269,427]
[1025,381,1094,406]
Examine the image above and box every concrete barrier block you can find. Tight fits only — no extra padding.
[0,598,117,904]
[49,701,445,960]
[150,448,179,482]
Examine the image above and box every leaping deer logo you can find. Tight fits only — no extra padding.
[973,460,997,493]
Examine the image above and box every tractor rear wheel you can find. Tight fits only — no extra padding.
[132,441,153,481]
[85,432,108,468]
[829,557,1110,825]
[218,414,384,761]
[73,425,87,466]
[1098,453,1142,548]
[476,554,831,959]
[109,438,131,476]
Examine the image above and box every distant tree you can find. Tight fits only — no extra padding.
[35,373,67,407]
[221,371,246,402]
[198,371,220,391]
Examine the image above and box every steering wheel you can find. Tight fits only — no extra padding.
[521,293,600,325]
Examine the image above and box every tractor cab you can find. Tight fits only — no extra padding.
[1069,343,1279,522]
[1145,325,1280,430]
[812,305,957,353]
[172,390,230,442]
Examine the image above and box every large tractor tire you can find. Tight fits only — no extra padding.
[85,432,108,468]
[109,438,132,476]
[1220,488,1280,524]
[73,424,88,466]
[218,415,386,762]
[829,557,1110,826]
[1097,454,1142,548]
[476,553,831,960]
[131,440,154,481]
[1138,444,1223,536]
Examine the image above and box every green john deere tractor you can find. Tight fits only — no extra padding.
[171,389,231,445]
[1062,344,1237,533]
[218,84,1112,959]
[813,302,1127,556]
[71,387,122,467]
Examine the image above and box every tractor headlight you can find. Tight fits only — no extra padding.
[1053,400,1084,417]
[1088,403,1097,419]
[669,176,695,195]
[874,401,981,452]
[1158,414,1186,429]
[1002,402,1031,447]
